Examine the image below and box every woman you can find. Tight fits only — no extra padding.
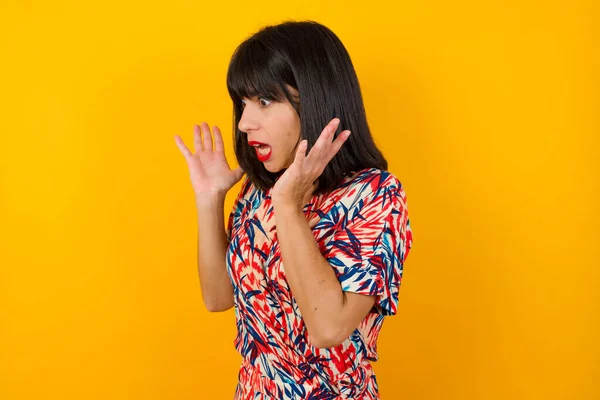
[175,20,413,399]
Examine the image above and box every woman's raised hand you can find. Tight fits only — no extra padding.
[174,122,245,197]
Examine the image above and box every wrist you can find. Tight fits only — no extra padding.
[273,201,303,217]
[195,191,226,207]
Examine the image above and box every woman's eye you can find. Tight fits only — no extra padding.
[240,97,270,109]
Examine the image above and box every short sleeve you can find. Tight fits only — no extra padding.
[323,172,413,316]
[226,175,252,243]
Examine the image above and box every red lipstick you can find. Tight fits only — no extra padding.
[248,141,272,162]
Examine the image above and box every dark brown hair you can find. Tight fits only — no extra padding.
[226,20,388,195]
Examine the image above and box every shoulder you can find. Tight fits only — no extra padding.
[338,168,405,206]
[350,167,402,189]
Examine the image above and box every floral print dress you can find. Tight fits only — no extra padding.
[225,168,413,399]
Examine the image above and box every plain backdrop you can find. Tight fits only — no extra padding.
[1,1,598,399]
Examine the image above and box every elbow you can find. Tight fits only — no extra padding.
[308,326,346,349]
[311,338,343,350]
[205,305,225,312]
[205,303,233,312]
[204,298,234,313]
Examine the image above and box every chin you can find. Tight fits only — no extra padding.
[263,163,281,173]
[266,167,284,174]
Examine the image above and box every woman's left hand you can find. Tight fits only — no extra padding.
[271,118,351,211]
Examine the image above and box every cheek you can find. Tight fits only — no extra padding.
[273,116,300,143]
[269,104,301,149]
[285,115,301,140]
[285,127,301,151]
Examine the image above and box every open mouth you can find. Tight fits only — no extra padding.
[255,145,272,161]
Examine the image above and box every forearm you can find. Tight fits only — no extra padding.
[195,193,234,312]
[274,205,347,347]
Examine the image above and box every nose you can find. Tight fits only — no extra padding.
[237,104,259,133]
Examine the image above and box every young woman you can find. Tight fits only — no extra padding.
[175,20,413,399]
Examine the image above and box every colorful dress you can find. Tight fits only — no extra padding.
[225,167,413,399]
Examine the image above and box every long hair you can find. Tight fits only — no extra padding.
[226,20,388,195]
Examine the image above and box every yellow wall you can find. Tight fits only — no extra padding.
[1,1,597,399]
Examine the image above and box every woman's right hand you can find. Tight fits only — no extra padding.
[174,122,245,198]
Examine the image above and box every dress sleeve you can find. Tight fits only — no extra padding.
[226,175,251,243]
[323,172,413,316]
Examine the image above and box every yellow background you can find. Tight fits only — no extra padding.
[1,1,598,399]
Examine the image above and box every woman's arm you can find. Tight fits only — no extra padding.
[274,204,376,349]
[174,122,245,313]
[195,193,234,312]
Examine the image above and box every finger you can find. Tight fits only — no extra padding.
[212,125,224,153]
[201,122,214,152]
[321,118,341,146]
[293,140,308,168]
[328,130,351,160]
[323,118,340,142]
[307,118,340,161]
[232,166,245,182]
[174,135,193,158]
[328,117,341,133]
[193,124,202,153]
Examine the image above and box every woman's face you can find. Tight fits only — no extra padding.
[238,87,301,173]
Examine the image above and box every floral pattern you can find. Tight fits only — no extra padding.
[225,168,413,399]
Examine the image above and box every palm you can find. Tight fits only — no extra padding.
[175,122,244,195]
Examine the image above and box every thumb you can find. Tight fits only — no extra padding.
[232,166,245,183]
